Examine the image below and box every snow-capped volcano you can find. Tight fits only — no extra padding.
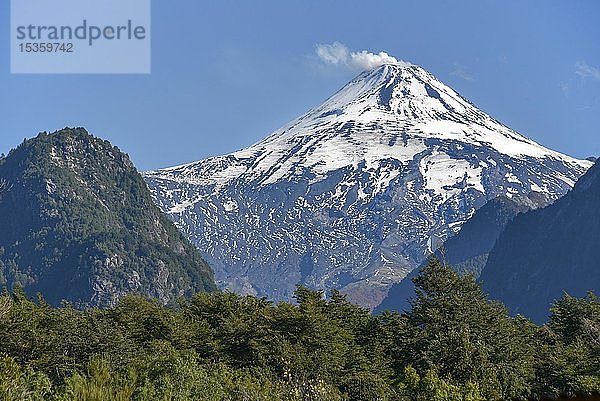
[145,63,591,308]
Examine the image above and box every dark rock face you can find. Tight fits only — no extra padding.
[482,161,600,323]
[376,195,537,314]
[0,128,216,307]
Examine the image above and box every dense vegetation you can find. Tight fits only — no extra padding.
[0,258,598,400]
[0,128,215,307]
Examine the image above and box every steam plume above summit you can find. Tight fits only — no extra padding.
[315,42,410,71]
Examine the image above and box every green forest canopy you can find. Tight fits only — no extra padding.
[0,258,598,401]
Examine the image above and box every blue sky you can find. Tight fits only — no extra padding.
[1,0,599,170]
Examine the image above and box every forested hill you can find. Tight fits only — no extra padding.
[0,128,216,307]
[482,160,600,323]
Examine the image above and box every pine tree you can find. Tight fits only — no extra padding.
[399,257,534,400]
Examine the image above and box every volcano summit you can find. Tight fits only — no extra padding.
[145,63,591,308]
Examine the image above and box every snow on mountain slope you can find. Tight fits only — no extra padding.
[144,63,591,308]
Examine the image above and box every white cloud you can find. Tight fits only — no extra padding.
[575,62,600,81]
[315,42,409,71]
[315,42,349,65]
[449,63,474,81]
